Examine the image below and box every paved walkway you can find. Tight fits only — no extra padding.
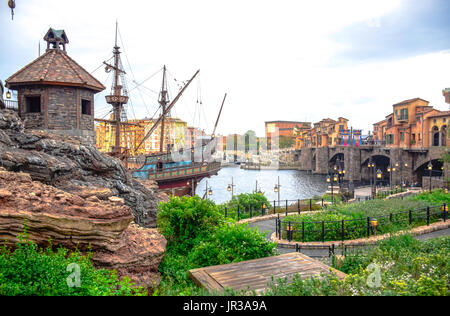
[248,219,450,258]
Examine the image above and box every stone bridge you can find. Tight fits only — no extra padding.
[283,145,448,186]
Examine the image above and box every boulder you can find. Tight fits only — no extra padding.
[0,168,166,290]
[0,109,160,227]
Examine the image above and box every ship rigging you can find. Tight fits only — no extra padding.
[94,23,225,196]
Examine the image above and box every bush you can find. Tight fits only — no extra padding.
[263,235,450,296]
[156,196,277,296]
[227,193,272,211]
[187,223,276,267]
[411,189,450,205]
[157,196,224,249]
[0,235,146,296]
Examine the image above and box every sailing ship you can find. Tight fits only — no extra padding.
[95,24,223,196]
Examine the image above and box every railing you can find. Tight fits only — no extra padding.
[218,197,337,221]
[295,243,378,259]
[276,204,447,243]
[146,161,221,180]
[3,100,18,110]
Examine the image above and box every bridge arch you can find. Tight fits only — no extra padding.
[361,154,391,182]
[414,159,444,186]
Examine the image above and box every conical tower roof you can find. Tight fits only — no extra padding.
[6,34,105,92]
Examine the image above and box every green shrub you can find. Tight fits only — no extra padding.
[187,223,276,267]
[157,196,224,249]
[156,196,277,296]
[263,235,449,296]
[411,189,450,205]
[0,235,146,296]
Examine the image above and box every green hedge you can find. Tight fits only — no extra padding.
[0,234,146,296]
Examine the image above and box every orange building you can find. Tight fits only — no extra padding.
[296,117,349,148]
[265,121,311,139]
[372,98,449,148]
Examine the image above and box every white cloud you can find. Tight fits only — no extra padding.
[3,0,448,138]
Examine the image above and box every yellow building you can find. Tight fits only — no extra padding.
[95,117,187,155]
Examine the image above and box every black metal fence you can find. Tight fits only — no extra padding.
[218,197,333,221]
[276,203,448,243]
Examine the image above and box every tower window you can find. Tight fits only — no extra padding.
[25,96,41,113]
[81,99,91,115]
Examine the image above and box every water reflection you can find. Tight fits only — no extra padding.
[196,166,328,204]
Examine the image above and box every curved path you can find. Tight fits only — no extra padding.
[248,219,450,258]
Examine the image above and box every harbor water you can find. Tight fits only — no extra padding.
[196,166,328,204]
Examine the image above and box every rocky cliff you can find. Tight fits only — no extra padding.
[0,109,158,227]
[0,168,166,289]
[0,109,167,290]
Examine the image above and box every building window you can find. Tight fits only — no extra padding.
[82,99,92,115]
[400,132,404,141]
[25,96,41,113]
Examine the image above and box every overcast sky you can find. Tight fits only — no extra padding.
[1,0,449,136]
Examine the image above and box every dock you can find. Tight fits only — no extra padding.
[189,252,346,293]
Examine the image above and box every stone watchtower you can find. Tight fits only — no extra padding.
[5,28,105,145]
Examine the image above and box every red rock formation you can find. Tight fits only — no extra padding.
[0,168,166,290]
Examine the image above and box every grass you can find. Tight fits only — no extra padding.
[281,189,449,242]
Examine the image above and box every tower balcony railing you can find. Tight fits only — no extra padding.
[4,100,18,111]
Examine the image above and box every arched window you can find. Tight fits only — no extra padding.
[431,126,439,146]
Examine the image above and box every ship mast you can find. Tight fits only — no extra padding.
[159,65,169,153]
[104,22,128,155]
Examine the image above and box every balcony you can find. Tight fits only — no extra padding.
[3,100,18,111]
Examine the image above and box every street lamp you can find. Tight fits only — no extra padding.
[274,176,281,208]
[227,177,235,200]
[368,158,376,198]
[204,180,213,199]
[428,161,433,193]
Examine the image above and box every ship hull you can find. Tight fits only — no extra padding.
[132,161,221,197]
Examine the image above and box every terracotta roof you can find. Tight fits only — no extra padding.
[6,49,105,92]
[393,98,429,107]
[427,110,450,118]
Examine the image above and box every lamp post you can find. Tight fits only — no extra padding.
[204,180,213,199]
[387,164,392,190]
[368,158,376,199]
[428,161,433,193]
[376,169,382,197]
[326,175,332,204]
[326,173,338,204]
[227,177,235,200]
[403,162,409,189]
[274,176,281,208]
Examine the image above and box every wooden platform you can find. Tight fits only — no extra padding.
[189,253,346,293]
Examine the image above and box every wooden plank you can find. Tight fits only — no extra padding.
[189,253,346,293]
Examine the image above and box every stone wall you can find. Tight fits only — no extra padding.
[17,85,96,146]
[18,86,46,129]
[422,176,447,190]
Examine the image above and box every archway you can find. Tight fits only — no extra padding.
[361,155,390,185]
[329,153,345,171]
[431,126,440,146]
[414,159,444,187]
